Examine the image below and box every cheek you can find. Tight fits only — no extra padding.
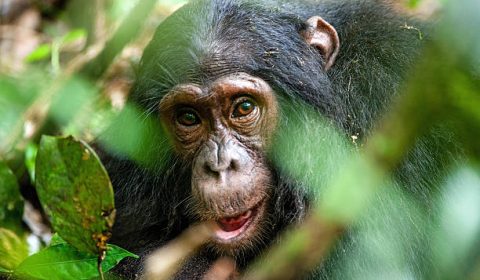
[161,121,207,158]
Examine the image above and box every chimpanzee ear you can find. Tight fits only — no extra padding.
[301,16,340,71]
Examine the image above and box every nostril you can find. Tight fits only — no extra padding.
[229,158,239,172]
[204,158,238,178]
[204,163,220,177]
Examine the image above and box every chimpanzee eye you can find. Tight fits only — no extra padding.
[232,99,256,118]
[176,109,200,126]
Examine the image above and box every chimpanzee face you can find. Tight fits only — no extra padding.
[159,73,277,251]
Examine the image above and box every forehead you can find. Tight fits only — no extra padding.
[159,72,274,106]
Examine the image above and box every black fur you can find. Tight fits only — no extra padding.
[99,0,460,279]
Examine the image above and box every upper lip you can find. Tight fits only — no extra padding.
[215,197,265,219]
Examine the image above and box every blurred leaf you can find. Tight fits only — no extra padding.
[0,73,45,154]
[432,165,480,278]
[15,243,138,280]
[319,156,384,224]
[331,185,430,279]
[0,161,24,234]
[35,136,115,255]
[25,142,38,183]
[270,102,351,197]
[62,29,87,44]
[50,77,96,130]
[0,228,28,270]
[408,0,421,8]
[99,104,171,168]
[25,29,86,65]
[25,44,52,63]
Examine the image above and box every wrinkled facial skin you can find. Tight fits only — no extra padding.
[159,73,278,252]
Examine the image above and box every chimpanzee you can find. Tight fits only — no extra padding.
[99,0,458,279]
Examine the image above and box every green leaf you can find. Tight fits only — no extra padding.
[25,44,52,62]
[25,142,38,183]
[408,0,421,8]
[0,228,29,270]
[35,136,115,255]
[15,243,138,280]
[49,233,67,246]
[49,77,96,128]
[62,29,87,44]
[0,161,24,234]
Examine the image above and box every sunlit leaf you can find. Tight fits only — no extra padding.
[25,142,38,183]
[0,228,28,270]
[15,243,138,280]
[62,29,87,44]
[25,44,52,63]
[408,0,421,8]
[35,136,115,255]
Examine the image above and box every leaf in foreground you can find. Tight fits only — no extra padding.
[0,228,28,271]
[35,136,115,255]
[0,161,24,234]
[15,243,138,280]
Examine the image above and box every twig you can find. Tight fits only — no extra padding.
[142,223,214,280]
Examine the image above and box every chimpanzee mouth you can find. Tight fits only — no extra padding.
[213,199,265,243]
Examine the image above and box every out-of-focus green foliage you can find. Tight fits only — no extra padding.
[26,29,86,61]
[0,74,43,153]
[24,142,38,183]
[432,165,480,279]
[0,162,24,234]
[98,104,172,169]
[35,136,115,255]
[50,77,96,129]
[25,44,53,63]
[270,102,351,198]
[0,0,479,279]
[0,228,28,271]
[15,237,137,280]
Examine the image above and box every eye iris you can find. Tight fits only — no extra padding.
[178,112,198,126]
[237,101,254,116]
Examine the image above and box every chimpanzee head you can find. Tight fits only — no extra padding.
[130,0,341,255]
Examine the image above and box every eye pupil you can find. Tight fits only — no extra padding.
[233,100,255,117]
[240,102,252,112]
[178,111,199,126]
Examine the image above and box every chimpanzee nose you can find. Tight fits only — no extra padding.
[203,139,240,177]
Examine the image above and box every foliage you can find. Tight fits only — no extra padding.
[15,236,137,280]
[0,162,24,234]
[0,0,478,279]
[0,228,29,271]
[35,136,115,255]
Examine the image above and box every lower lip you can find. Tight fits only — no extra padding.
[213,203,261,241]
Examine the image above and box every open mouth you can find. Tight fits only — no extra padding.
[213,200,263,242]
